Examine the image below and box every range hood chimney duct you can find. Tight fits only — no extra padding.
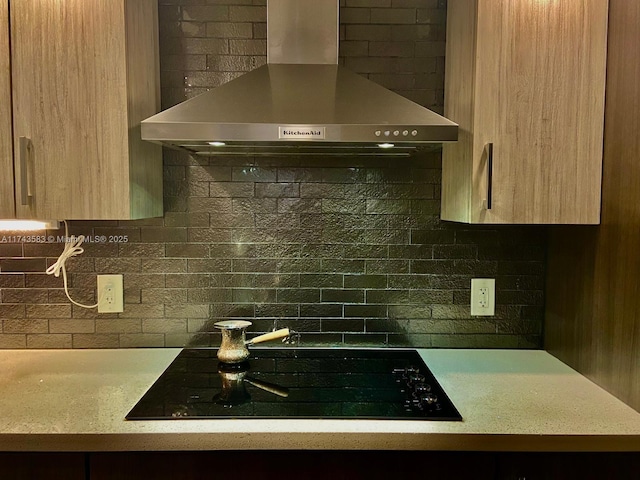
[268,0,338,65]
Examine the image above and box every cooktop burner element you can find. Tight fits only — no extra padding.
[126,348,462,421]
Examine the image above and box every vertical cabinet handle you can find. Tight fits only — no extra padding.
[485,142,493,210]
[18,136,32,205]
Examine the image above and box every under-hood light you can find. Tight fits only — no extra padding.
[0,220,60,231]
[208,141,226,147]
[378,143,395,149]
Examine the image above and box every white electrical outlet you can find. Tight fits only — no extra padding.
[471,278,495,316]
[97,274,124,313]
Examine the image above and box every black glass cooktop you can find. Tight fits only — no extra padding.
[126,348,462,421]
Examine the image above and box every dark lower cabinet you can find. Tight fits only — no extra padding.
[89,451,640,480]
[89,451,495,480]
[1,451,639,479]
[0,452,86,480]
[497,452,640,480]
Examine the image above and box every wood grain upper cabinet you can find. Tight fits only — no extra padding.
[0,0,15,218]
[8,0,162,220]
[441,0,609,224]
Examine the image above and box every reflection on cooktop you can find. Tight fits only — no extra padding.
[126,348,462,421]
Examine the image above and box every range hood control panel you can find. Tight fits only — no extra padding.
[375,129,419,138]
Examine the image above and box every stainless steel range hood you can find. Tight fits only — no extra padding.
[141,0,458,157]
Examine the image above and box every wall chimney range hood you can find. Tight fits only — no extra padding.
[141,0,458,156]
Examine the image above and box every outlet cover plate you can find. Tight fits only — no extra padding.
[471,278,495,316]
[97,274,124,313]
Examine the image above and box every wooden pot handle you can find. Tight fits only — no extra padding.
[246,328,290,345]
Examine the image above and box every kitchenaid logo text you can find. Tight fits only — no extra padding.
[282,130,321,136]
[278,126,326,139]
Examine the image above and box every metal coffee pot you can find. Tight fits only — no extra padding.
[214,320,290,364]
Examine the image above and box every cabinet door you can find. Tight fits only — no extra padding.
[443,0,608,224]
[90,451,497,480]
[0,453,86,480]
[0,0,16,218]
[9,0,161,220]
[11,0,129,220]
[496,452,640,480]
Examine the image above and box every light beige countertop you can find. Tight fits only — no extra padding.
[0,348,638,452]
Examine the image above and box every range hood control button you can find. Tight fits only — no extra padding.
[375,130,381,137]
[393,130,400,136]
[411,130,418,136]
[384,130,390,136]
[403,130,409,136]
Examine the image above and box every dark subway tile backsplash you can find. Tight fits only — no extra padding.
[0,0,546,349]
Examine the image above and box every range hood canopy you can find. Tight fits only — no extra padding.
[142,0,458,157]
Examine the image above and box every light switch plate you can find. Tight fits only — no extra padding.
[471,278,495,316]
